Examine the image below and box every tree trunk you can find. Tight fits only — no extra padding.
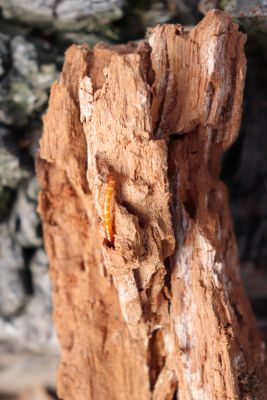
[36,9,267,400]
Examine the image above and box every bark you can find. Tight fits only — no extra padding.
[37,10,267,400]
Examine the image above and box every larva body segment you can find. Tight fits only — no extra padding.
[104,175,116,244]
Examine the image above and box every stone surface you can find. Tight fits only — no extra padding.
[0,223,25,317]
[9,177,43,248]
[0,147,29,191]
[224,0,267,28]
[0,246,59,395]
[0,0,124,30]
[0,352,59,395]
[0,246,57,350]
[0,35,57,127]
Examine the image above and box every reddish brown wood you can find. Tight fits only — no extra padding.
[37,10,267,400]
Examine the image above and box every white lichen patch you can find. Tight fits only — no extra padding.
[174,315,189,350]
[163,332,175,354]
[116,273,139,304]
[114,273,142,326]
[79,76,94,123]
[173,222,230,399]
[186,370,212,400]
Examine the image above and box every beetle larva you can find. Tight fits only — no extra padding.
[104,175,116,244]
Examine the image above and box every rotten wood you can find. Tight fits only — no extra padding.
[37,10,267,400]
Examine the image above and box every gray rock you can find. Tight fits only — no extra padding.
[0,0,55,25]
[0,223,24,272]
[0,247,58,353]
[0,127,31,219]
[30,248,51,299]
[0,125,9,144]
[142,1,175,26]
[0,187,13,220]
[198,0,219,14]
[0,0,124,30]
[55,0,123,21]
[9,177,42,248]
[224,0,267,22]
[0,147,29,191]
[0,35,57,126]
[0,223,25,317]
[223,1,267,46]
[0,219,57,388]
[7,250,56,352]
[0,32,9,77]
[0,351,59,395]
[11,36,38,77]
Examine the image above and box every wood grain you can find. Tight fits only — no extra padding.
[37,10,267,400]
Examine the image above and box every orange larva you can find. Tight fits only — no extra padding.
[104,175,116,244]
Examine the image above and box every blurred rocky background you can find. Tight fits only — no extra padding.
[0,0,266,398]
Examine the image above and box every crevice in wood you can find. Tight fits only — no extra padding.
[147,328,166,391]
[151,36,170,140]
[133,268,143,292]
[163,256,172,313]
[172,387,178,400]
[169,132,187,141]
[183,189,197,220]
[120,200,147,229]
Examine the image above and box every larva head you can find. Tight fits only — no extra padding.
[107,174,116,186]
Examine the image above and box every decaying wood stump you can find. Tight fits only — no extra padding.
[36,10,267,400]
